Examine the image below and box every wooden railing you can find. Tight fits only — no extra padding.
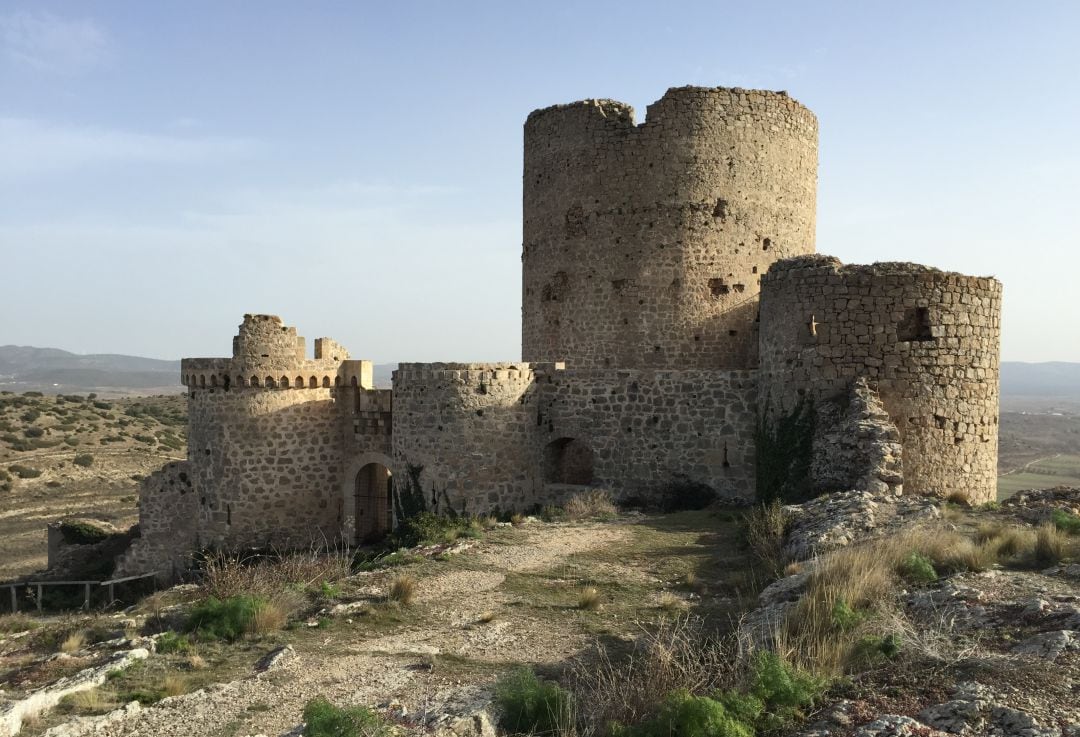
[2,571,160,613]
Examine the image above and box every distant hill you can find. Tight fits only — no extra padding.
[1000,361,1080,398]
[3,346,1072,399]
[0,345,181,394]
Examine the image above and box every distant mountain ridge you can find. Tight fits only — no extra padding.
[999,361,1080,397]
[1,345,1075,398]
[0,345,181,391]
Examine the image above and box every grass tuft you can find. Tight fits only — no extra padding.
[563,489,619,520]
[578,586,602,611]
[60,631,86,653]
[495,668,574,737]
[1034,523,1066,566]
[302,697,392,737]
[388,574,417,606]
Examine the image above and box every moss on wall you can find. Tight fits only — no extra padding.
[755,398,815,503]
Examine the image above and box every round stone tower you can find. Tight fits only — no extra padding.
[522,86,818,369]
[181,315,363,550]
[758,256,1002,502]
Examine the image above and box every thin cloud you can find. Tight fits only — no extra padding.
[0,118,258,176]
[0,10,108,73]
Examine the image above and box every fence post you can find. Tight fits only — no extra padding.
[8,585,14,614]
[84,582,92,610]
[36,583,43,613]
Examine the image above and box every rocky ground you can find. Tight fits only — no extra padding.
[1,511,751,736]
[1,486,1078,736]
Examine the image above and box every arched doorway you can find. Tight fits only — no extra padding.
[354,463,393,543]
[544,437,594,485]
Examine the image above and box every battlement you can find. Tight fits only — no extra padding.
[764,255,1000,290]
[182,315,374,391]
[525,86,816,134]
[393,362,557,387]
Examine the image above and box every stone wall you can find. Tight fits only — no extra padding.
[758,255,1001,502]
[522,86,818,370]
[187,385,344,550]
[114,461,197,578]
[537,367,758,502]
[391,363,545,515]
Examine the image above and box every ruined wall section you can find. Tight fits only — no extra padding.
[758,255,1001,502]
[114,461,197,578]
[536,368,757,502]
[392,363,548,515]
[522,86,818,370]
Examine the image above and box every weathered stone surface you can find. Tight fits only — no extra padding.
[0,647,149,737]
[759,257,1001,503]
[522,86,818,371]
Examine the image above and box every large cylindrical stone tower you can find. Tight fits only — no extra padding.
[522,86,818,369]
[758,255,1002,502]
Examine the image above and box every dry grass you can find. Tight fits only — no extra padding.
[563,489,619,520]
[945,490,972,506]
[65,687,115,712]
[1034,523,1067,566]
[0,613,38,633]
[657,592,688,612]
[388,574,417,606]
[60,630,86,653]
[251,600,288,634]
[187,653,208,670]
[744,501,790,577]
[570,615,736,729]
[478,610,497,624]
[777,524,1002,675]
[578,587,602,611]
[162,673,188,697]
[200,545,352,600]
[510,513,526,526]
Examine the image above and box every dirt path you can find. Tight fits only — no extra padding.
[49,523,635,737]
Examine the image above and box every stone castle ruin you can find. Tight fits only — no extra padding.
[117,86,1001,576]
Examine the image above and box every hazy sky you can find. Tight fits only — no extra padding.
[1,1,1078,363]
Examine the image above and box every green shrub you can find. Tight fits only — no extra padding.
[9,464,42,479]
[613,690,759,737]
[851,633,902,666]
[1051,509,1080,535]
[59,520,110,545]
[184,595,266,641]
[156,630,192,654]
[93,401,112,410]
[21,408,41,422]
[749,650,824,726]
[116,688,164,705]
[73,453,94,468]
[829,598,864,631]
[898,551,937,584]
[495,668,573,736]
[355,550,422,571]
[24,426,44,438]
[302,697,391,737]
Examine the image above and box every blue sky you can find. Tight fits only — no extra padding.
[1,1,1077,362]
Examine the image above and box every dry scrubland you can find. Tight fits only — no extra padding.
[0,392,186,578]
[0,492,1078,737]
